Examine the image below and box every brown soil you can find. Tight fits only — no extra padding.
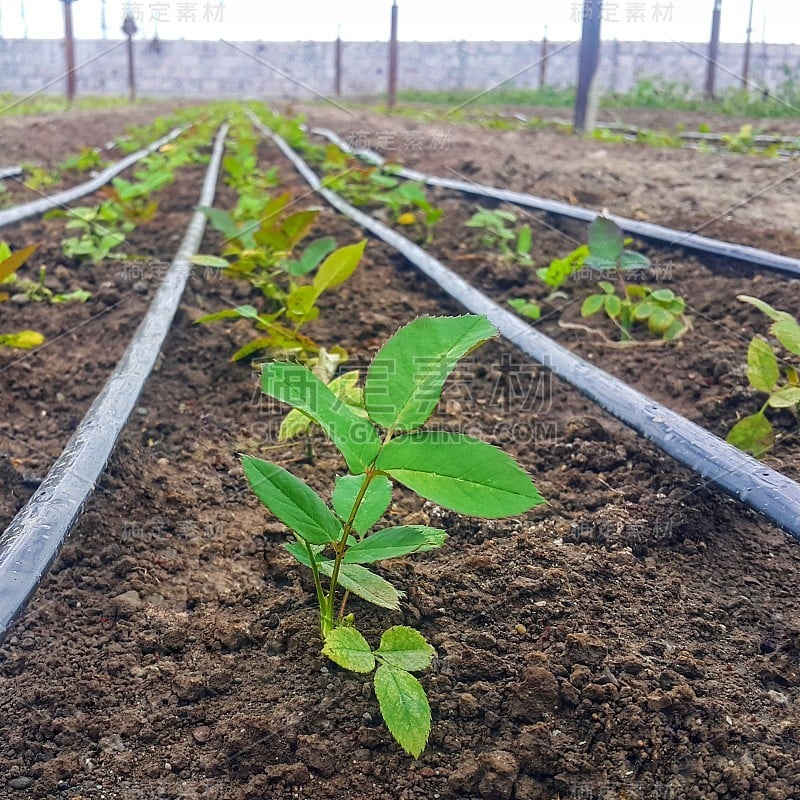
[1,104,799,800]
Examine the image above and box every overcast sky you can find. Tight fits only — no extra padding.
[0,1,796,44]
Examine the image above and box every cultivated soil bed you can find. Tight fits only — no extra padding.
[1,104,799,800]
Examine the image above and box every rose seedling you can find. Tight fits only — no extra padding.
[579,216,689,342]
[243,314,545,756]
[727,295,800,456]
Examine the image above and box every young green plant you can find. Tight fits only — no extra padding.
[580,216,689,342]
[727,295,800,456]
[243,315,545,757]
[465,207,533,266]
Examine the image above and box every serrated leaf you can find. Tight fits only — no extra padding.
[727,412,774,457]
[376,431,544,518]
[747,337,779,393]
[581,294,605,317]
[588,217,624,263]
[344,525,441,564]
[767,386,800,408]
[376,626,435,672]
[322,626,375,673]
[263,362,380,472]
[365,315,496,432]
[242,455,341,544]
[772,318,800,356]
[285,236,337,276]
[313,240,366,294]
[320,562,403,610]
[332,473,393,534]
[374,664,431,758]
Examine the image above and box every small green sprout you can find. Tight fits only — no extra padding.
[727,295,800,457]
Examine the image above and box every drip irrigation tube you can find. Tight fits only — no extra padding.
[309,125,800,280]
[251,111,800,542]
[0,126,185,230]
[0,123,229,643]
[0,166,22,180]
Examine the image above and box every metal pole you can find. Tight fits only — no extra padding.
[539,27,548,89]
[574,0,602,132]
[388,1,398,108]
[742,0,754,89]
[705,0,722,100]
[122,13,138,102]
[335,35,342,97]
[62,0,77,103]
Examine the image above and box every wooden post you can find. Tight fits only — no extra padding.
[742,0,754,89]
[61,0,77,103]
[335,35,342,97]
[122,13,138,102]
[388,1,398,108]
[705,0,722,100]
[574,0,602,132]
[539,29,548,89]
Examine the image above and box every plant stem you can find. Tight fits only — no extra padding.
[322,466,376,635]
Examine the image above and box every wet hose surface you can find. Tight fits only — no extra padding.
[249,111,800,541]
[0,124,229,643]
[0,127,185,230]
[309,125,800,280]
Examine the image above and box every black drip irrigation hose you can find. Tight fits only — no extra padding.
[0,166,23,180]
[0,126,186,230]
[249,111,800,542]
[0,123,229,643]
[308,125,800,280]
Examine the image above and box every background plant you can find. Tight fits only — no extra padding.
[727,295,800,456]
[244,314,544,756]
[465,206,533,266]
[0,242,45,349]
[579,216,688,342]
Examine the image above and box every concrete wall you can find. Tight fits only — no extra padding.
[0,38,797,99]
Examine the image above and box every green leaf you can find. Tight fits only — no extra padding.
[262,362,381,473]
[320,562,404,610]
[365,315,496,432]
[376,431,544,518]
[737,294,792,323]
[332,473,393,534]
[375,626,435,672]
[772,318,800,356]
[344,525,444,564]
[199,207,242,243]
[313,240,366,294]
[603,294,622,318]
[727,412,774,457]
[285,236,337,276]
[189,254,230,268]
[516,225,532,255]
[619,249,651,270]
[633,301,656,320]
[507,298,541,320]
[767,386,800,408]
[588,216,624,263]
[242,455,341,544]
[747,337,779,393]
[598,281,616,294]
[581,294,605,317]
[322,626,376,673]
[647,306,675,334]
[374,664,431,758]
[650,288,675,302]
[278,408,314,441]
